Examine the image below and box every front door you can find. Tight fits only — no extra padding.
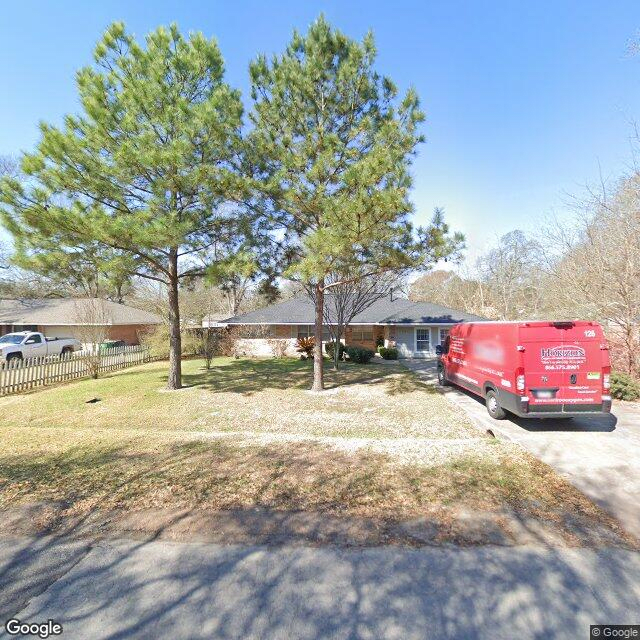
[394,327,415,358]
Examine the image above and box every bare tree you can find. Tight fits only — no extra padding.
[475,230,546,320]
[0,155,19,179]
[73,299,111,378]
[0,156,19,276]
[410,232,548,321]
[179,282,229,329]
[192,328,220,369]
[279,280,306,301]
[409,269,489,316]
[0,241,9,272]
[308,271,404,369]
[542,176,640,375]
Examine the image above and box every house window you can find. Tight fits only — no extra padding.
[439,328,450,344]
[12,325,38,332]
[416,328,430,352]
[297,325,330,341]
[351,327,374,342]
[239,325,274,338]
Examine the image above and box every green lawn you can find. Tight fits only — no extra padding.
[0,357,633,547]
[0,357,470,439]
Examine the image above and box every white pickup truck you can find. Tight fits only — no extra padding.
[0,331,82,364]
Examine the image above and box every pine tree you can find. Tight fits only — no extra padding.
[249,16,463,390]
[0,23,246,389]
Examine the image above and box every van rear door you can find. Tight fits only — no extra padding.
[519,322,604,408]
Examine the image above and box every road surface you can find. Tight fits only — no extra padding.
[1,535,639,640]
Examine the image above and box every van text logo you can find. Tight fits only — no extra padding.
[540,346,585,360]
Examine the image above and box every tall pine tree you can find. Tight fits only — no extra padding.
[0,23,246,389]
[249,16,462,390]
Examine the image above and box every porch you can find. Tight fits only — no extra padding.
[384,325,450,359]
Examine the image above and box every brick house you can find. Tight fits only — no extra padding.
[222,296,483,358]
[0,298,162,344]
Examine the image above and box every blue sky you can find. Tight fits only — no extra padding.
[1,0,640,262]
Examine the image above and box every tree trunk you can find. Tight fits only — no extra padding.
[167,249,182,390]
[312,280,324,391]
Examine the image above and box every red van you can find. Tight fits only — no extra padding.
[436,321,612,420]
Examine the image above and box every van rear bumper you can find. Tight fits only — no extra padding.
[511,396,612,418]
[494,388,612,418]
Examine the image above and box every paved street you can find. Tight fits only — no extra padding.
[403,359,640,538]
[1,535,639,640]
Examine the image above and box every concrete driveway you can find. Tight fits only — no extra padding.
[402,359,640,539]
[1,535,639,640]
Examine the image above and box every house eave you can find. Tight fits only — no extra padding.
[223,320,462,326]
[378,321,461,326]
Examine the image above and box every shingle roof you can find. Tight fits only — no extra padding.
[0,298,162,326]
[377,300,484,324]
[223,297,316,325]
[223,296,484,325]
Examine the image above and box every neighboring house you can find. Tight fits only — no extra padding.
[222,296,484,358]
[0,298,162,344]
[201,313,230,329]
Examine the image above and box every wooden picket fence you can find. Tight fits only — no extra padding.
[0,345,150,396]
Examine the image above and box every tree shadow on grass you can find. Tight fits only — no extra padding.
[176,358,428,397]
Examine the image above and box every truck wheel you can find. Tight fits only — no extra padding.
[6,353,23,366]
[486,389,506,420]
[61,347,73,358]
[437,366,449,386]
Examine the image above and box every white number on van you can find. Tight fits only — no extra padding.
[584,330,596,337]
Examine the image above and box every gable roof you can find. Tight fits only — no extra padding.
[0,298,162,326]
[223,296,484,325]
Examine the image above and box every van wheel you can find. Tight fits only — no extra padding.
[437,366,449,386]
[486,390,506,420]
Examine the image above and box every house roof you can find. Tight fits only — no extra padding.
[0,298,162,326]
[223,296,484,325]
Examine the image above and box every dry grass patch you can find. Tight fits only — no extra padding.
[0,435,633,548]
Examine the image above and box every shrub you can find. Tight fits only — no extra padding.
[610,371,640,401]
[324,341,345,360]
[295,336,315,359]
[378,347,398,360]
[345,345,375,364]
[140,324,196,360]
[218,326,244,358]
[192,328,221,369]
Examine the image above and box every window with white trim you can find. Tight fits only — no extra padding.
[439,328,450,344]
[416,328,430,351]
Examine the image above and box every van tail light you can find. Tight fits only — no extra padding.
[603,366,611,392]
[515,367,525,392]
